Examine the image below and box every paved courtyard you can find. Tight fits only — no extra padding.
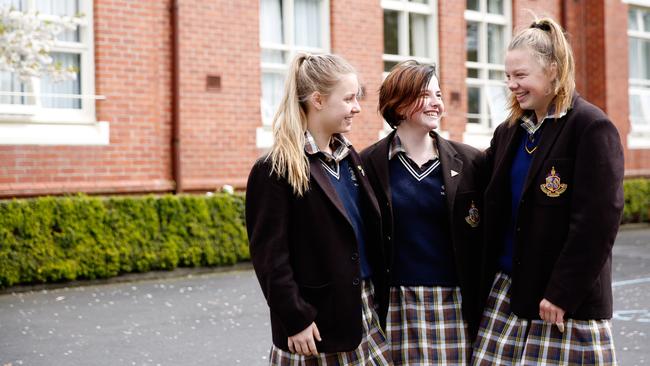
[1,228,649,365]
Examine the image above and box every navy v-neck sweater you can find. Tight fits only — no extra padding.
[389,156,458,286]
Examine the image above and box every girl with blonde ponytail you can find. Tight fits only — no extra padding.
[474,16,623,365]
[246,53,392,365]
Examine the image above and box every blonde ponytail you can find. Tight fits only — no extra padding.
[506,16,576,125]
[268,53,357,196]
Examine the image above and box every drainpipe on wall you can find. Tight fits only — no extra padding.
[171,0,182,193]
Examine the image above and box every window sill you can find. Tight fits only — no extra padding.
[0,120,109,146]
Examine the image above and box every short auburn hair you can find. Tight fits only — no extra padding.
[379,60,437,128]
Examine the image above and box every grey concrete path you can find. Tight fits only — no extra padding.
[0,227,649,366]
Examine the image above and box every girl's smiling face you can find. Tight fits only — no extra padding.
[403,76,444,131]
[319,73,361,135]
[505,47,557,120]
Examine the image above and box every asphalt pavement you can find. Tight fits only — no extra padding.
[1,227,649,366]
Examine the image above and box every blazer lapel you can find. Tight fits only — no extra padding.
[488,124,520,196]
[309,157,353,227]
[368,131,394,208]
[436,134,463,218]
[349,150,381,218]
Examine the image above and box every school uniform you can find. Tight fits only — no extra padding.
[361,130,485,365]
[246,132,391,365]
[473,94,624,365]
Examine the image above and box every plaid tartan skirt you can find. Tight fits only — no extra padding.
[472,272,618,366]
[268,280,392,366]
[386,285,472,365]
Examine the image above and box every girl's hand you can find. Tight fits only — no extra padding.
[539,298,566,332]
[287,322,322,356]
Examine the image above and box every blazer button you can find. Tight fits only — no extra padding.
[353,278,360,286]
[516,227,521,232]
[351,252,359,261]
[386,235,391,241]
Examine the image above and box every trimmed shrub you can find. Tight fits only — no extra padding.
[623,179,650,224]
[0,193,248,288]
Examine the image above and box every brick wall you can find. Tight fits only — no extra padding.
[438,0,467,142]
[0,1,174,197]
[2,0,649,198]
[330,0,384,149]
[178,0,260,191]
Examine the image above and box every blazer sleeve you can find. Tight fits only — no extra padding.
[543,118,624,314]
[245,159,317,336]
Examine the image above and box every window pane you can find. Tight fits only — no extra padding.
[629,9,639,31]
[486,85,508,127]
[466,22,479,62]
[468,86,480,115]
[630,38,641,79]
[466,0,479,11]
[41,53,81,109]
[260,0,284,44]
[487,0,503,14]
[409,13,429,57]
[489,70,505,80]
[630,93,644,126]
[0,71,30,105]
[384,10,399,55]
[487,24,505,64]
[467,68,479,78]
[36,0,80,42]
[261,72,286,125]
[645,38,650,80]
[632,38,650,80]
[409,0,428,3]
[294,0,322,48]
[384,60,399,73]
[644,9,650,32]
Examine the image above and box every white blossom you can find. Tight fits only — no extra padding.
[0,5,84,81]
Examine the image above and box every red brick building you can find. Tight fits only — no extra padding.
[1,0,649,198]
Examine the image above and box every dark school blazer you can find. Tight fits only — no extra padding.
[360,130,485,337]
[245,148,388,353]
[481,94,624,320]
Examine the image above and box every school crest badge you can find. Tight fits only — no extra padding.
[540,166,567,197]
[465,200,480,228]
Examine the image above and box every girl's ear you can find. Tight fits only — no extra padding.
[309,91,325,111]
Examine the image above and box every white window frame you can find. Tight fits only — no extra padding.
[381,0,438,76]
[463,0,511,149]
[627,4,650,148]
[0,0,106,145]
[258,0,330,148]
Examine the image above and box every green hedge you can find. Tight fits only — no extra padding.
[623,178,650,224]
[0,193,249,288]
[1,178,648,288]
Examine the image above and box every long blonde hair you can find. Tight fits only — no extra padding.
[268,53,357,196]
[506,16,575,125]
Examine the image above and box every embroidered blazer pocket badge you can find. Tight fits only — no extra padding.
[540,166,567,197]
[465,200,480,228]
